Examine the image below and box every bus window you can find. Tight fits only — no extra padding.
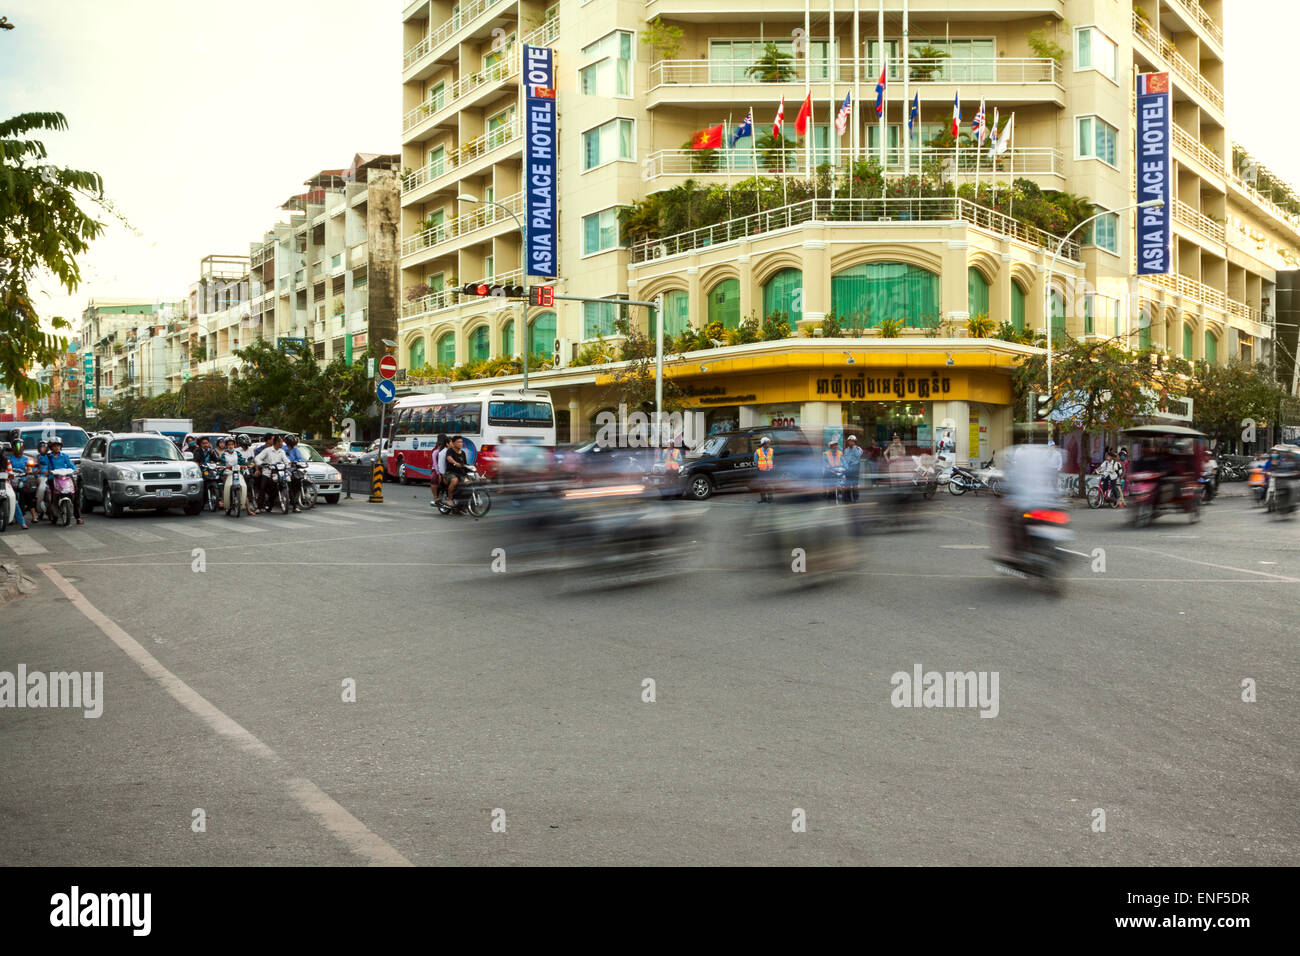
[454,402,482,435]
[488,400,554,427]
[417,407,432,435]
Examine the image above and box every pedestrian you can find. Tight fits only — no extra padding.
[429,432,449,506]
[822,437,843,500]
[885,432,906,464]
[842,434,863,502]
[753,435,775,502]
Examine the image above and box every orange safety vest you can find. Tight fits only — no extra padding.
[824,449,842,468]
[665,448,682,471]
[755,447,774,471]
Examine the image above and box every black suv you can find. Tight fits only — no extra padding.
[677,427,817,499]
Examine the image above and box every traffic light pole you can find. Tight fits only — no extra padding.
[553,293,662,432]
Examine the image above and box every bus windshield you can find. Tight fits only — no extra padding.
[488,401,553,427]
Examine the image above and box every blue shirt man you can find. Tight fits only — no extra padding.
[285,445,306,464]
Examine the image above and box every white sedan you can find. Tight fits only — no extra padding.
[298,444,344,504]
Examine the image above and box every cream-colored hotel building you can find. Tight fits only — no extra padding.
[398,0,1299,457]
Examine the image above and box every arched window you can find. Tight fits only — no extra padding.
[436,332,455,366]
[1182,322,1194,359]
[762,268,803,323]
[1049,288,1066,343]
[409,337,426,370]
[1138,309,1152,351]
[502,320,514,357]
[529,311,556,357]
[830,262,940,328]
[1204,330,1218,365]
[469,325,490,362]
[707,278,741,329]
[967,268,990,319]
[1010,281,1026,333]
[651,290,690,341]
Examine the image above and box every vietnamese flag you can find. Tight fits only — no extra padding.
[795,92,813,136]
[691,124,723,149]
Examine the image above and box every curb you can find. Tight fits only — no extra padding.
[0,561,36,605]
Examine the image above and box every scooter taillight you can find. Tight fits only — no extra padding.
[1024,509,1070,524]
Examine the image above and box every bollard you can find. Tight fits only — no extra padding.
[369,463,384,503]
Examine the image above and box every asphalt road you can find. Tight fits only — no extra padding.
[1,481,1295,866]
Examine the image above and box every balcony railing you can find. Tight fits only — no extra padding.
[401,119,522,194]
[403,0,512,71]
[642,145,1063,181]
[650,56,1059,90]
[1169,0,1223,47]
[1140,271,1226,311]
[1132,11,1224,112]
[1230,173,1300,234]
[1172,199,1226,244]
[1227,298,1261,324]
[629,196,1079,265]
[401,268,524,320]
[401,190,525,258]
[1171,124,1224,176]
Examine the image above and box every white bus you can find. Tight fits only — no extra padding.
[382,388,556,483]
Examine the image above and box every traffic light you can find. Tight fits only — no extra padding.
[461,283,525,298]
[1036,394,1053,419]
[528,285,555,307]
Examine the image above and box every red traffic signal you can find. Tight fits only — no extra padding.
[529,285,555,307]
[461,283,525,298]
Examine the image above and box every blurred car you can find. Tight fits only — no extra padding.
[677,427,816,500]
[297,443,344,504]
[554,438,658,482]
[326,440,370,464]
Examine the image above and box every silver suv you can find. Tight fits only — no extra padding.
[79,432,205,517]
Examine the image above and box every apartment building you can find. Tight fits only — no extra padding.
[188,255,252,381]
[80,299,160,410]
[247,153,402,367]
[399,0,1297,455]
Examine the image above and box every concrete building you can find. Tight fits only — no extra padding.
[247,153,402,366]
[403,1,1296,452]
[80,299,160,410]
[188,255,252,383]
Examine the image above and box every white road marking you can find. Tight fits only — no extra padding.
[0,534,48,555]
[294,513,355,526]
[152,522,215,538]
[331,511,392,522]
[53,530,104,550]
[98,525,164,542]
[940,544,988,550]
[209,520,266,533]
[1121,545,1300,583]
[37,564,413,867]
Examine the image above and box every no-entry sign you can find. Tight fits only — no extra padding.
[378,355,398,380]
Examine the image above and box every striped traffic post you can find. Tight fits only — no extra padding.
[369,463,384,503]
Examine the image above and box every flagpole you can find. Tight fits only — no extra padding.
[877,0,885,192]
[750,106,759,214]
[805,0,812,187]
[830,0,836,200]
[853,0,860,179]
[974,102,981,200]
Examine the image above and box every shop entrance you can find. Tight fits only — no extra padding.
[843,401,931,456]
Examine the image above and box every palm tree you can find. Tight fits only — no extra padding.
[746,43,796,83]
[1046,190,1095,231]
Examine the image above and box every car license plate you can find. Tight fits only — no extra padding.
[157,489,171,498]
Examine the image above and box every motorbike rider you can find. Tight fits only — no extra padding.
[443,435,469,509]
[19,457,43,524]
[996,444,1060,560]
[217,437,257,515]
[254,434,291,509]
[429,432,449,507]
[32,439,50,519]
[284,435,306,513]
[42,437,83,524]
[1,442,30,530]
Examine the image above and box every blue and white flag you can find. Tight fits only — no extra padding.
[730,108,753,148]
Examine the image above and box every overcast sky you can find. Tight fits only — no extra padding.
[1,1,1296,333]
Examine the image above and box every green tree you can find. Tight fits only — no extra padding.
[1016,337,1191,496]
[746,43,795,82]
[1186,360,1287,446]
[1,113,106,401]
[601,318,684,414]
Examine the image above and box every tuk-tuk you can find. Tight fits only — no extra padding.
[1264,444,1300,518]
[1120,424,1207,527]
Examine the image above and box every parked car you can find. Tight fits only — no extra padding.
[78,432,205,517]
[677,427,817,500]
[297,443,344,504]
[326,440,370,464]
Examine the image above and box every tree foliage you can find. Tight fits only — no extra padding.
[1,112,106,400]
[1185,360,1287,443]
[231,340,374,438]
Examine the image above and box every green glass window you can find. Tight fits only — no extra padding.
[761,269,803,324]
[1010,281,1026,332]
[1050,289,1066,342]
[1182,323,1194,359]
[651,290,690,340]
[469,325,490,362]
[1138,311,1152,351]
[830,262,940,328]
[436,332,455,366]
[409,337,426,369]
[584,300,623,338]
[707,278,741,330]
[967,268,990,319]
[529,311,556,356]
[502,319,514,357]
[1204,331,1218,365]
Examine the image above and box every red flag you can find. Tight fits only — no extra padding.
[795,93,813,136]
[773,95,785,138]
[691,124,723,150]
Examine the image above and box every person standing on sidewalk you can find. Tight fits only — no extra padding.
[753,436,775,502]
[842,435,863,503]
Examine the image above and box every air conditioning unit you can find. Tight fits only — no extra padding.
[553,337,570,369]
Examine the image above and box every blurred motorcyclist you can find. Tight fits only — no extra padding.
[996,444,1061,559]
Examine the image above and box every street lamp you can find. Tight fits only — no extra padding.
[1043,198,1165,436]
[458,193,529,387]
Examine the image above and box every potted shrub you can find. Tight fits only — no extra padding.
[746,42,796,83]
[877,318,905,338]
[910,44,950,82]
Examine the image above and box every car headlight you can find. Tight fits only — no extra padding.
[184,466,201,479]
[326,470,340,481]
[114,467,140,481]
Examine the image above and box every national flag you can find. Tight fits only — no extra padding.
[836,92,852,136]
[992,112,1014,156]
[730,108,754,148]
[986,106,1000,156]
[773,96,785,138]
[951,90,961,138]
[795,92,813,136]
[973,98,987,146]
[908,92,919,138]
[874,67,887,117]
[691,124,723,150]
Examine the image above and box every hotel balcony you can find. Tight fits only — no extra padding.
[641,0,1064,17]
[647,56,1064,111]
[400,118,522,206]
[401,190,524,268]
[1170,123,1225,181]
[402,0,515,83]
[1132,10,1224,116]
[1165,0,1224,52]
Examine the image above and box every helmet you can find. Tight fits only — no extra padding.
[237,435,252,449]
[827,437,839,446]
[48,436,63,448]
[11,439,24,454]
[37,439,48,451]
[285,435,298,447]
[760,436,771,445]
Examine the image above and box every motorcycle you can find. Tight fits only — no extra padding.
[948,457,1003,496]
[291,461,317,510]
[221,465,246,517]
[991,504,1074,596]
[201,464,223,513]
[435,466,491,517]
[909,458,939,500]
[46,468,77,527]
[261,463,291,515]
